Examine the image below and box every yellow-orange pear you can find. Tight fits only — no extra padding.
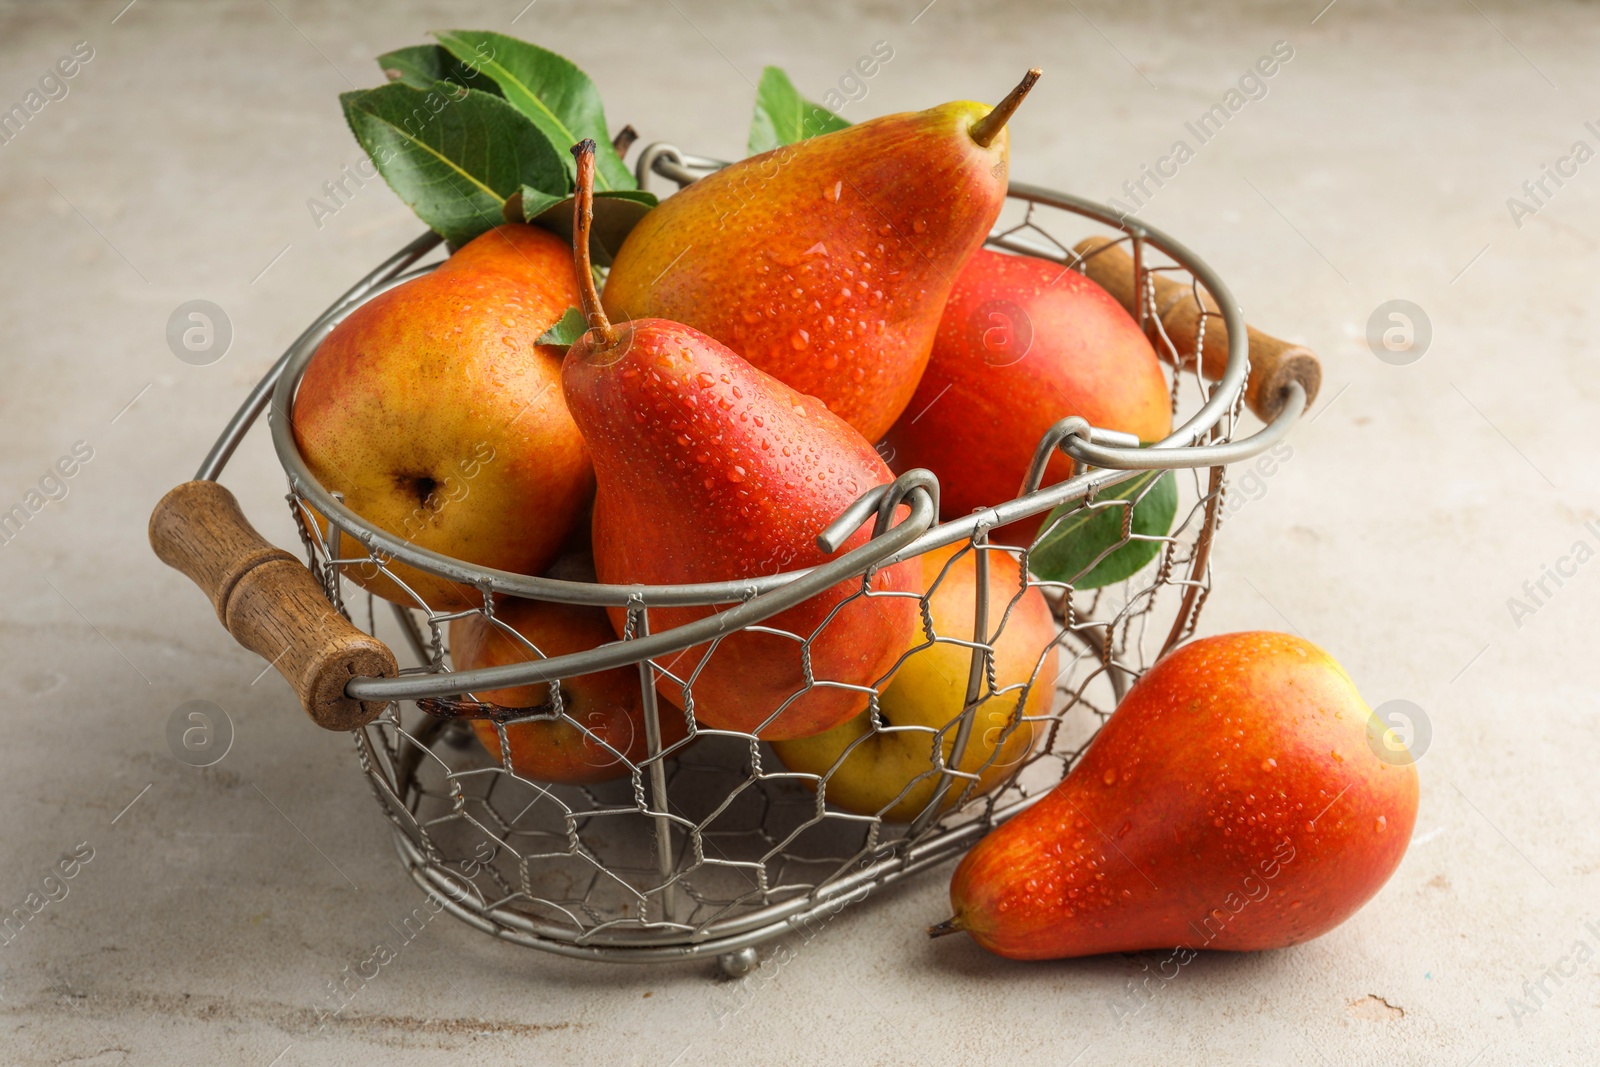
[601,71,1041,442]
[292,223,592,611]
[773,543,1057,821]
[449,596,688,784]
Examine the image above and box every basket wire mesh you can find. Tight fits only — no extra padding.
[196,146,1304,970]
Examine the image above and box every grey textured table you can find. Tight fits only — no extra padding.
[1,1,1596,1063]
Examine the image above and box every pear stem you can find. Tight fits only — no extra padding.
[570,140,618,347]
[927,917,964,939]
[970,68,1041,148]
[610,124,639,158]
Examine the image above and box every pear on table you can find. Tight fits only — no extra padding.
[937,632,1419,960]
[560,140,920,741]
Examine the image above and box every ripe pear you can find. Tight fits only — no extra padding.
[884,248,1171,545]
[772,543,1057,821]
[561,141,919,740]
[939,632,1418,960]
[293,223,592,611]
[449,595,688,784]
[600,71,1041,443]
[436,221,581,289]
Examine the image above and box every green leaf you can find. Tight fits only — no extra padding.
[376,44,505,97]
[536,306,589,348]
[1028,470,1178,589]
[504,186,567,225]
[433,30,636,191]
[340,82,566,248]
[748,66,851,156]
[517,187,658,267]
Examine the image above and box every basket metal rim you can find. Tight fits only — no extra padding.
[253,155,1282,703]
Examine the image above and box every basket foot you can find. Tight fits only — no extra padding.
[717,947,759,979]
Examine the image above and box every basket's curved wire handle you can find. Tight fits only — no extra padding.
[1011,380,1307,491]
[1017,418,1141,497]
[635,143,721,192]
[816,468,940,554]
[344,481,938,705]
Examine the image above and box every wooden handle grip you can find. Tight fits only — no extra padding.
[149,480,397,731]
[1073,236,1322,422]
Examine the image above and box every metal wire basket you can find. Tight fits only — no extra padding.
[150,145,1318,977]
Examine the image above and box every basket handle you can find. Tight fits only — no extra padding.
[149,480,398,730]
[1073,236,1322,422]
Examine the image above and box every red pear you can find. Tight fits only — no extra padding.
[883,248,1171,545]
[601,71,1041,442]
[940,631,1419,960]
[561,141,919,741]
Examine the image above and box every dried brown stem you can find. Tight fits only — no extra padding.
[610,124,639,159]
[970,68,1041,148]
[570,140,618,347]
